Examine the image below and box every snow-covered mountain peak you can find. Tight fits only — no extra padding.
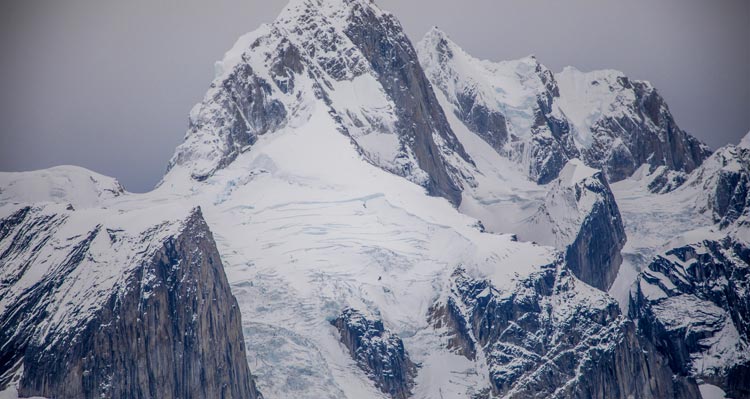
[0,165,125,208]
[166,0,472,205]
[556,66,642,144]
[418,29,578,184]
[420,27,710,187]
[417,29,553,116]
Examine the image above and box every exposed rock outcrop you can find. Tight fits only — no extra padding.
[556,67,711,185]
[630,234,750,399]
[332,308,417,399]
[431,266,700,398]
[518,160,626,291]
[0,205,262,399]
[417,28,578,184]
[683,137,750,228]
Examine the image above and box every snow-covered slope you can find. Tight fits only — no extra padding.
[0,166,124,208]
[159,94,566,398]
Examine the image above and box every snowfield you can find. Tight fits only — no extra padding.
[1,0,747,398]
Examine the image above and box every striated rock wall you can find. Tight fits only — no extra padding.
[0,206,262,399]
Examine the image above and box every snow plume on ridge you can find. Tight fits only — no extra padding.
[165,0,474,206]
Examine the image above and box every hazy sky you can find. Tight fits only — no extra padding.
[1,0,748,192]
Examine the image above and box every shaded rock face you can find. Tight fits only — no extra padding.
[518,64,580,184]
[0,207,262,399]
[431,266,699,399]
[564,172,626,291]
[429,34,509,155]
[170,60,289,181]
[343,2,472,205]
[521,161,626,291]
[168,0,473,206]
[630,236,750,399]
[578,77,711,185]
[332,308,417,399]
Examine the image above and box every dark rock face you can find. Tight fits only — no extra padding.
[341,1,472,206]
[630,236,750,399]
[564,172,627,291]
[455,90,509,153]
[431,266,699,398]
[522,64,580,184]
[169,59,289,181]
[582,78,711,184]
[0,207,262,399]
[332,308,417,399]
[509,132,578,185]
[524,161,626,291]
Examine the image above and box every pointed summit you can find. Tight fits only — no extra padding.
[166,0,473,205]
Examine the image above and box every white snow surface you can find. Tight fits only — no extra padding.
[739,131,750,149]
[0,165,124,208]
[699,384,729,399]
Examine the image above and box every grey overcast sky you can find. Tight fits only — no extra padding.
[1,0,748,192]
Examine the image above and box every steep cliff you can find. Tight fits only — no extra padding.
[517,160,626,291]
[0,204,261,399]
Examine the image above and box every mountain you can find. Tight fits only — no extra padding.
[417,28,711,188]
[166,0,473,206]
[0,188,261,398]
[2,1,746,398]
